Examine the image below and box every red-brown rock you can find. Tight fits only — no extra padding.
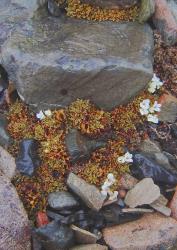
[103,213,177,250]
[37,211,50,227]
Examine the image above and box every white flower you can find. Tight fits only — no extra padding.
[149,101,161,113]
[36,109,52,120]
[44,110,52,117]
[118,152,133,164]
[117,156,126,163]
[108,191,118,201]
[148,74,163,93]
[147,114,159,124]
[101,190,108,197]
[139,99,150,116]
[36,110,45,120]
[107,173,116,183]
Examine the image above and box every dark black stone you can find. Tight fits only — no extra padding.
[34,221,75,250]
[130,153,177,187]
[0,114,12,148]
[48,0,67,16]
[100,204,142,227]
[171,124,177,138]
[65,129,106,163]
[16,139,41,176]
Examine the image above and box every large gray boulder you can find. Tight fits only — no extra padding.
[0,0,154,111]
[0,172,31,250]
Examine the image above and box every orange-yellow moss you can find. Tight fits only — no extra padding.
[8,89,158,221]
[67,99,111,136]
[67,0,139,22]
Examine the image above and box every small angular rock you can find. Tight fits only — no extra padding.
[139,139,161,154]
[159,93,177,123]
[65,129,106,163]
[0,145,16,179]
[125,178,160,208]
[67,173,105,211]
[48,191,79,210]
[138,0,155,23]
[16,139,41,176]
[150,195,171,216]
[119,173,138,190]
[71,225,98,244]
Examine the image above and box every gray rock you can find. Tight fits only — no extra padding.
[167,0,177,23]
[0,1,153,111]
[80,0,139,9]
[124,178,160,208]
[150,195,171,216]
[159,94,177,123]
[67,173,105,211]
[138,0,155,23]
[139,139,161,155]
[0,145,16,179]
[103,213,177,250]
[0,114,12,149]
[0,172,31,250]
[163,151,177,169]
[119,173,138,190]
[66,129,106,163]
[71,225,98,244]
[48,191,79,210]
[154,152,174,171]
[70,244,108,250]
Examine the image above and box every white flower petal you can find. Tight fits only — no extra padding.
[147,114,159,124]
[36,111,45,120]
[44,110,52,117]
[109,191,118,201]
[101,190,108,197]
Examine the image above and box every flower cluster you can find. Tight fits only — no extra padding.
[117,152,133,164]
[148,74,163,94]
[36,110,52,120]
[139,99,161,124]
[101,173,118,201]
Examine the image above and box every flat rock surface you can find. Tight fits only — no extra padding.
[0,145,16,179]
[70,244,108,250]
[124,178,160,208]
[169,187,177,221]
[67,173,105,211]
[71,225,98,244]
[0,1,153,111]
[103,213,177,250]
[0,172,31,250]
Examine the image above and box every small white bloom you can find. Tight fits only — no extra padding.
[36,110,45,120]
[118,152,133,164]
[101,182,111,191]
[107,173,116,183]
[108,191,118,201]
[139,99,150,116]
[149,101,161,113]
[148,74,163,93]
[124,152,133,163]
[117,156,126,163]
[101,190,108,197]
[44,110,52,117]
[147,114,159,124]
